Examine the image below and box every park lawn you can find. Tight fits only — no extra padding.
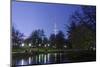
[12,47,96,54]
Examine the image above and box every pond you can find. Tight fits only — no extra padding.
[12,53,73,66]
[12,52,96,66]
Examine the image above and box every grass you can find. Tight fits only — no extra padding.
[12,47,96,56]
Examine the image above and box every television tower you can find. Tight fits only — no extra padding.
[53,17,58,48]
[54,17,58,36]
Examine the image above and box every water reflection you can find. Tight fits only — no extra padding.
[17,59,27,65]
[13,53,71,66]
[37,53,51,64]
[28,57,31,64]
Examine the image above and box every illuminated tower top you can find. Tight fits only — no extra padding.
[54,17,58,35]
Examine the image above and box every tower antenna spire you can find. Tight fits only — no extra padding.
[54,16,57,35]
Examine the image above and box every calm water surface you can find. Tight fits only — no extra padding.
[12,53,72,66]
[12,52,96,66]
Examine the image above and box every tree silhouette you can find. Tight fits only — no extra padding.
[12,26,24,48]
[42,37,49,47]
[82,6,96,32]
[66,6,96,50]
[27,29,47,47]
[49,31,65,49]
[55,31,65,49]
[49,34,56,48]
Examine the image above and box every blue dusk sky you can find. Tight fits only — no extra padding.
[12,1,82,38]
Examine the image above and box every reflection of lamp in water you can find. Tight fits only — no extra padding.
[28,57,31,64]
[41,54,44,63]
[39,54,41,63]
[39,54,44,64]
[47,53,50,62]
[21,59,24,65]
[44,54,47,63]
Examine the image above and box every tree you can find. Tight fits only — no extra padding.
[66,6,96,50]
[49,34,56,48]
[55,31,65,49]
[82,6,96,32]
[49,31,65,49]
[42,37,49,47]
[24,37,31,46]
[28,29,46,47]
[12,26,24,48]
[68,23,95,49]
